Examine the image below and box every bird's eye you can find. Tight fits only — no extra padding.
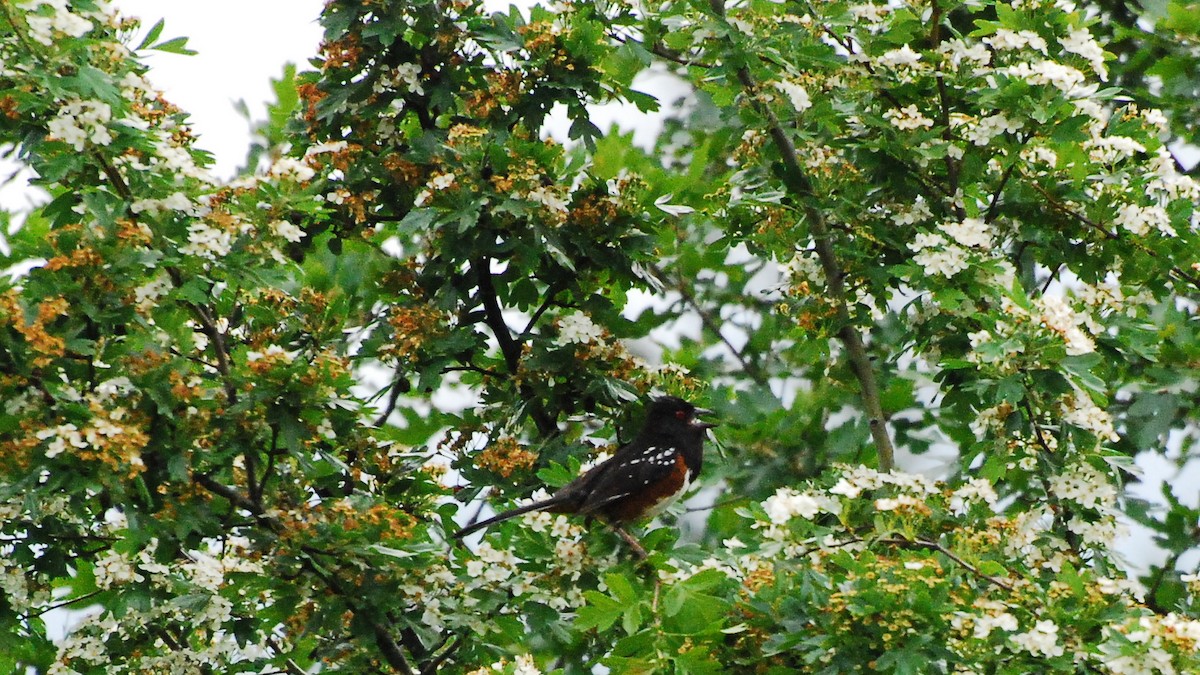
[675,410,687,420]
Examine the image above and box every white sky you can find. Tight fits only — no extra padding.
[114,0,327,178]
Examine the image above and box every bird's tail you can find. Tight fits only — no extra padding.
[453,496,566,539]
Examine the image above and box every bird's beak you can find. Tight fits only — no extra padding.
[691,407,718,429]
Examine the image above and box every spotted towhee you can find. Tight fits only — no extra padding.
[453,396,716,553]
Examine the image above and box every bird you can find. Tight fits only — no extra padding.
[453,396,716,555]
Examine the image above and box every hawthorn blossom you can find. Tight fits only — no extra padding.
[556,313,604,345]
[1037,295,1096,356]
[47,99,112,151]
[885,105,935,130]
[762,488,823,524]
[972,608,1019,639]
[984,28,1048,54]
[1012,620,1065,657]
[94,549,143,589]
[913,245,970,277]
[964,113,1022,146]
[413,172,456,207]
[939,217,993,249]
[876,45,925,81]
[527,185,569,213]
[1113,203,1174,237]
[1086,135,1145,163]
[941,38,991,69]
[1059,28,1107,79]
[179,221,234,260]
[23,0,93,46]
[1001,60,1087,93]
[268,156,316,182]
[270,219,306,243]
[133,272,172,311]
[774,79,812,112]
[949,478,999,515]
[1049,462,1118,510]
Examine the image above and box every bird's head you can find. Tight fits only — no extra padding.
[644,396,717,435]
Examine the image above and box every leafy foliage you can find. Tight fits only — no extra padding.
[0,0,1198,673]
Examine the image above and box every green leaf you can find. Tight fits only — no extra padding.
[576,590,623,632]
[150,36,198,55]
[605,572,637,604]
[137,18,166,50]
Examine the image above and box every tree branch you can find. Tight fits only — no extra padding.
[373,369,407,427]
[472,257,557,436]
[881,537,1015,591]
[418,635,462,675]
[711,0,895,471]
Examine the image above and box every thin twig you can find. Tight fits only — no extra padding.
[1029,181,1200,292]
[31,590,104,617]
[652,264,768,385]
[881,537,1015,591]
[684,495,748,513]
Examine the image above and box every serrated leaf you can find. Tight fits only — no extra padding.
[605,572,637,604]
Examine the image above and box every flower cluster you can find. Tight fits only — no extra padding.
[22,0,94,46]
[47,99,113,151]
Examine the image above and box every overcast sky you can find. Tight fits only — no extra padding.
[114,0,327,178]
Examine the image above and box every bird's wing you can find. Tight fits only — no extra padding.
[576,443,681,515]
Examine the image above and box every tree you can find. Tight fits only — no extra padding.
[2,0,1199,672]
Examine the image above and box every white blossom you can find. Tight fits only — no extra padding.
[873,45,925,80]
[1001,60,1087,93]
[527,186,569,213]
[762,488,823,524]
[913,245,970,277]
[984,29,1048,54]
[556,313,604,345]
[1113,203,1174,237]
[133,272,172,311]
[513,654,542,675]
[774,80,812,112]
[972,610,1019,638]
[94,549,143,589]
[374,63,425,96]
[1086,135,1145,163]
[270,219,306,243]
[1049,461,1118,510]
[306,140,349,155]
[47,99,112,151]
[964,113,1022,146]
[942,39,991,69]
[884,105,934,130]
[1011,619,1064,657]
[874,495,926,511]
[938,217,993,249]
[23,1,93,46]
[1060,28,1107,79]
[1037,295,1096,356]
[179,221,234,260]
[949,478,999,515]
[414,172,456,206]
[268,156,316,182]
